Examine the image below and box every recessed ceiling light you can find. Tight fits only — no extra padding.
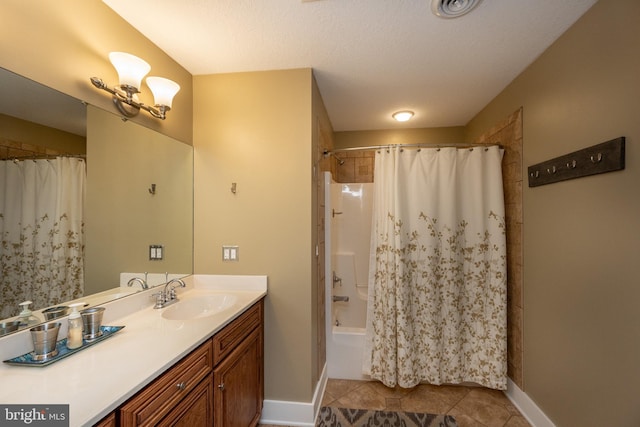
[392,111,414,122]
[431,0,483,19]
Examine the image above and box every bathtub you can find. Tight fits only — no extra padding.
[327,325,368,380]
[327,257,369,380]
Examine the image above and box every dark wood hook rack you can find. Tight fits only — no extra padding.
[527,137,625,187]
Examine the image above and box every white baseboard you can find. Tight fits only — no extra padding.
[504,379,556,427]
[260,364,328,426]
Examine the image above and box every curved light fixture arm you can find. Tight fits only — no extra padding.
[90,77,170,120]
[90,53,179,120]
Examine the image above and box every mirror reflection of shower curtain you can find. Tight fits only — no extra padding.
[363,146,507,390]
[0,157,85,318]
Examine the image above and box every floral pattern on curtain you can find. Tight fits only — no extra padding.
[0,157,85,318]
[363,146,507,390]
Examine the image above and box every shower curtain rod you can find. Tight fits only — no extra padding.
[6,154,86,162]
[323,142,502,156]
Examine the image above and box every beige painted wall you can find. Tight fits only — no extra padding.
[85,106,193,294]
[0,0,193,144]
[466,0,639,425]
[0,114,86,156]
[193,69,316,401]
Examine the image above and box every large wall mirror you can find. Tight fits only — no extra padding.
[0,67,193,336]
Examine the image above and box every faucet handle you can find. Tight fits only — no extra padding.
[166,278,186,301]
[151,291,165,308]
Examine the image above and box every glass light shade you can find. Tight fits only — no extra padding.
[109,52,151,90]
[392,110,414,122]
[146,76,180,108]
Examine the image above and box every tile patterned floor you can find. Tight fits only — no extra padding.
[261,379,532,427]
[320,379,531,427]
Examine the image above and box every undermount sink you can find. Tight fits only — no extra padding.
[161,293,238,320]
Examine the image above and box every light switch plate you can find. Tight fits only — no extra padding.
[222,245,239,261]
[149,244,163,260]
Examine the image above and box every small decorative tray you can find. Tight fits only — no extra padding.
[3,325,125,367]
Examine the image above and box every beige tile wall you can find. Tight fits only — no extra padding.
[316,113,334,381]
[334,149,375,183]
[474,108,524,388]
[0,138,72,160]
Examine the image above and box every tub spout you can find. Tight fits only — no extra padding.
[332,295,349,302]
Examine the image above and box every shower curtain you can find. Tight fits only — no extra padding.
[0,157,85,318]
[363,146,507,390]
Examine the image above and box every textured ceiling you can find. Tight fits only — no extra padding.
[103,0,597,131]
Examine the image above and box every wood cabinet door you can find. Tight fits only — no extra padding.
[158,375,214,427]
[213,327,263,427]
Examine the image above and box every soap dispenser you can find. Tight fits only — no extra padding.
[18,301,38,326]
[66,303,84,349]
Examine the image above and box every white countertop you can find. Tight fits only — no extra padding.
[0,275,267,426]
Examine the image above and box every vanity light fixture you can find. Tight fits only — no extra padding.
[90,52,180,120]
[392,110,414,122]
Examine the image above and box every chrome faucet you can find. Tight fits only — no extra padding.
[127,272,148,289]
[152,274,186,309]
[164,278,186,300]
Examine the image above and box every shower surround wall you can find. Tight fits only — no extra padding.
[333,149,374,183]
[325,172,373,380]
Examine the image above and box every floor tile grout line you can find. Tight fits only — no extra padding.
[445,386,471,415]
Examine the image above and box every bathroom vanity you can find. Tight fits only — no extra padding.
[105,299,263,426]
[0,275,267,427]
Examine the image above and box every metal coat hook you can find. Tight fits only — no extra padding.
[528,137,624,187]
[148,184,156,195]
[231,183,237,194]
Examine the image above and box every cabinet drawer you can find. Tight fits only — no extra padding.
[157,373,213,427]
[213,300,263,365]
[119,340,213,427]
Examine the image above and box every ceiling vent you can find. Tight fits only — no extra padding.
[431,0,483,18]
